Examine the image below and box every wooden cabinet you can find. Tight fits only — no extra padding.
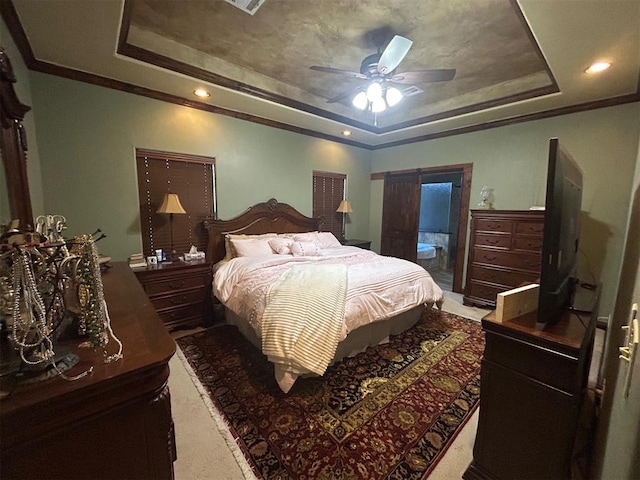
[463,307,596,480]
[134,259,212,330]
[341,238,372,249]
[0,263,177,480]
[464,209,544,308]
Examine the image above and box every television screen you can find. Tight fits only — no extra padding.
[538,138,583,324]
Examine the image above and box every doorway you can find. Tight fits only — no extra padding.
[417,172,463,291]
[379,163,472,294]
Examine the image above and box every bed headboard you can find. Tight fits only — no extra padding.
[204,198,323,264]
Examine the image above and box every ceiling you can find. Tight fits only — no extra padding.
[4,0,640,149]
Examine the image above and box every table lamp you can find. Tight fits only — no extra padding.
[157,193,186,261]
[336,199,353,241]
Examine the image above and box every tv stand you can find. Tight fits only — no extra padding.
[463,305,597,480]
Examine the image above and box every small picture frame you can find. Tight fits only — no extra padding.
[147,256,158,265]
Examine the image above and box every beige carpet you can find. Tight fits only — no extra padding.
[169,291,490,479]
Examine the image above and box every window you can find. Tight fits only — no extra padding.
[135,149,216,257]
[312,171,346,239]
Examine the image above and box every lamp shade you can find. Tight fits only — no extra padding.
[157,193,186,214]
[336,200,353,213]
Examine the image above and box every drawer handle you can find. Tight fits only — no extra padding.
[170,295,188,305]
[483,255,497,261]
[487,223,501,230]
[169,312,181,319]
[484,239,500,245]
[169,281,186,289]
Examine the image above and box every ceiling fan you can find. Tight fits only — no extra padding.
[310,35,456,113]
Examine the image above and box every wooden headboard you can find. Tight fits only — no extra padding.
[204,198,323,264]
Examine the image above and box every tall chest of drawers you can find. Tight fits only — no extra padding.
[463,209,545,308]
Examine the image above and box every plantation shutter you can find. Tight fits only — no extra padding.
[312,171,346,239]
[136,149,216,257]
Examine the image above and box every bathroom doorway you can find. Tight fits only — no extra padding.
[418,171,464,292]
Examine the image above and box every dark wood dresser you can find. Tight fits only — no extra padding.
[464,209,544,308]
[133,259,213,330]
[464,307,597,480]
[0,263,177,480]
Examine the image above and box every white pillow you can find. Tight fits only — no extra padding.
[268,238,294,255]
[224,233,277,260]
[315,232,342,249]
[290,241,321,257]
[293,232,319,243]
[230,238,275,257]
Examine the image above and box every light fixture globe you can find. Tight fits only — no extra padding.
[371,98,386,113]
[366,82,383,102]
[386,87,403,107]
[352,91,368,110]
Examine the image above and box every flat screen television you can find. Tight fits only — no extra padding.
[537,138,583,324]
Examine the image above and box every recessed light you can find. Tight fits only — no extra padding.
[194,89,211,98]
[585,62,611,74]
[342,130,352,136]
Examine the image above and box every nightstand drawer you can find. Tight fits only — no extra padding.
[143,273,206,296]
[150,288,206,310]
[157,303,204,328]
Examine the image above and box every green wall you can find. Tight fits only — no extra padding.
[369,103,640,318]
[28,73,372,261]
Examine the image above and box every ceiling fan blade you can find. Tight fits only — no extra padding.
[326,84,365,104]
[310,66,368,80]
[377,35,413,75]
[389,69,456,84]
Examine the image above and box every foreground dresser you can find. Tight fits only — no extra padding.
[464,209,544,308]
[464,307,597,480]
[0,263,177,479]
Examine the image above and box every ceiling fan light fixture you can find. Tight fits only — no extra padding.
[366,82,383,102]
[386,87,403,107]
[352,91,368,110]
[371,98,386,113]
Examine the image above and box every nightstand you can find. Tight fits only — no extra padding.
[341,238,371,249]
[133,259,212,331]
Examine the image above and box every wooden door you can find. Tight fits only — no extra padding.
[380,172,420,261]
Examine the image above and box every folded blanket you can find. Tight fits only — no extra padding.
[261,263,347,377]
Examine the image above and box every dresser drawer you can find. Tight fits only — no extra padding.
[515,221,544,235]
[513,236,544,252]
[475,219,513,234]
[473,247,541,272]
[475,233,512,249]
[143,274,206,296]
[466,281,507,304]
[470,265,540,288]
[150,288,206,310]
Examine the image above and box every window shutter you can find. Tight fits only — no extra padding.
[136,149,215,257]
[312,171,346,239]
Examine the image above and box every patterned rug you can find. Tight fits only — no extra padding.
[176,308,484,479]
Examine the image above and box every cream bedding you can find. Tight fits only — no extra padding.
[213,246,444,391]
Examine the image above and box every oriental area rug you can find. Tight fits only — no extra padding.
[176,309,484,480]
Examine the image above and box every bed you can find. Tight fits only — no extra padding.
[204,198,444,392]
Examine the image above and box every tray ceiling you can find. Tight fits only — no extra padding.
[5,0,640,148]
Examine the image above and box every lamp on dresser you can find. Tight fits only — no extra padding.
[336,199,353,241]
[157,193,186,261]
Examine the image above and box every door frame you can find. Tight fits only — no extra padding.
[372,163,472,293]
